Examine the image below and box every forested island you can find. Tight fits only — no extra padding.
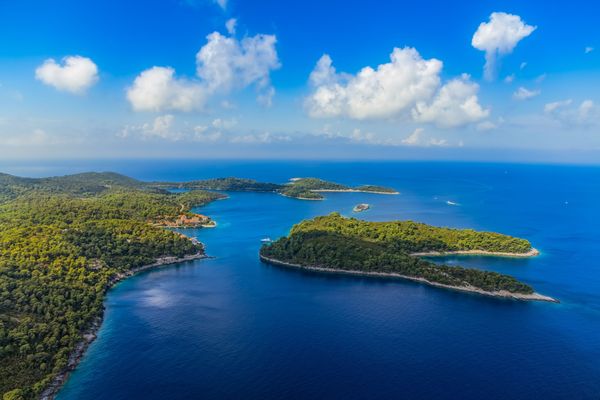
[149,176,398,200]
[260,213,555,302]
[0,172,225,399]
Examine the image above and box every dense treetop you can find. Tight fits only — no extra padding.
[261,213,536,297]
[0,174,223,399]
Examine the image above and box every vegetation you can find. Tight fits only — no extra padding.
[149,177,282,193]
[0,173,223,399]
[355,185,398,194]
[0,172,397,202]
[278,178,397,200]
[289,213,532,254]
[260,213,535,295]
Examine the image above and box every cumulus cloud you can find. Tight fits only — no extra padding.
[305,48,488,128]
[472,12,536,80]
[305,47,442,119]
[513,86,540,100]
[35,56,98,94]
[126,67,207,112]
[412,74,490,128]
[127,25,279,112]
[307,48,443,119]
[504,74,515,83]
[196,31,279,93]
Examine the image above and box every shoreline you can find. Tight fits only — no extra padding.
[40,251,207,400]
[278,193,323,201]
[311,189,400,195]
[410,248,540,258]
[259,254,557,303]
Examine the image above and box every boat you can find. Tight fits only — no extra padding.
[353,203,370,212]
[260,237,272,243]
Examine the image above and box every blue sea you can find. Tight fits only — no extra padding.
[5,160,599,399]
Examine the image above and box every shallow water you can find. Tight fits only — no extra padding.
[23,160,598,400]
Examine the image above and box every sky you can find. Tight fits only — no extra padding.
[0,0,599,162]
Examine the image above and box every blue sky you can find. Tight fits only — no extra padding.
[0,0,599,161]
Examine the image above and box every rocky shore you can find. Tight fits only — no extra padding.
[40,251,207,400]
[259,254,557,303]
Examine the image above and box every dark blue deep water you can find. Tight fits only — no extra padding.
[8,161,599,399]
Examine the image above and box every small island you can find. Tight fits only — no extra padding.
[260,213,555,303]
[353,203,370,212]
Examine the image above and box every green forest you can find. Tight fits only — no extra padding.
[260,213,536,296]
[149,176,397,200]
[0,173,223,399]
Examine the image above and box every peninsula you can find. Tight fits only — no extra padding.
[260,213,555,302]
[0,172,225,399]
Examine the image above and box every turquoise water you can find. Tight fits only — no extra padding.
[14,161,596,399]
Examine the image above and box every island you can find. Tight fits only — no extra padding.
[353,203,370,212]
[260,213,555,303]
[148,176,398,201]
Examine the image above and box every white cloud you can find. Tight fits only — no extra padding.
[504,74,515,83]
[196,31,279,94]
[412,74,490,128]
[127,26,279,112]
[544,99,572,113]
[513,86,540,100]
[544,99,599,126]
[472,12,536,80]
[120,114,183,140]
[535,73,547,83]
[520,61,528,70]
[214,0,226,10]
[306,48,488,128]
[35,56,98,94]
[211,117,237,129]
[229,131,290,143]
[401,128,424,145]
[308,54,339,87]
[126,67,207,112]
[306,47,442,119]
[225,18,237,35]
[585,46,594,54]
[400,127,447,147]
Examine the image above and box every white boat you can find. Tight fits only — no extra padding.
[260,237,272,243]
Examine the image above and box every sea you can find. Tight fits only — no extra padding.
[4,160,599,399]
